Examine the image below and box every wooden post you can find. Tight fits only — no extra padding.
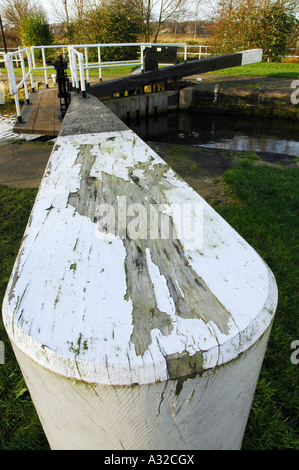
[2,94,278,450]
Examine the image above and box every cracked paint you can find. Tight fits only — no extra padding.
[67,142,232,356]
[2,128,278,386]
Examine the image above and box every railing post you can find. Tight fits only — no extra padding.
[84,47,90,88]
[98,46,102,82]
[5,52,22,122]
[78,51,86,98]
[18,47,29,104]
[41,47,48,88]
[27,48,35,92]
[141,45,144,73]
[68,46,76,90]
[31,46,37,71]
[70,47,80,92]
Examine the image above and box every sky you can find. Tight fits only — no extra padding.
[41,0,218,24]
[29,0,299,25]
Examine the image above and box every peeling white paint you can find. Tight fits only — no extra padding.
[145,247,176,318]
[2,94,278,449]
[2,128,278,386]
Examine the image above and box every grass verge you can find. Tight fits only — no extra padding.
[0,161,298,449]
[0,65,138,79]
[209,61,299,78]
[0,186,50,450]
[215,162,299,450]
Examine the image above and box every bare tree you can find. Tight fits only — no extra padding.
[134,0,189,41]
[72,0,86,20]
[190,0,205,36]
[49,0,91,24]
[0,0,45,30]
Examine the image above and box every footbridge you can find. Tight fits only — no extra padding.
[3,44,263,135]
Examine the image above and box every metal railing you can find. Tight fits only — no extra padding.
[63,42,188,92]
[31,42,188,87]
[0,48,21,67]
[4,47,34,122]
[31,44,69,87]
[286,48,299,59]
[68,42,147,90]
[182,45,211,60]
[68,46,86,96]
[4,42,189,117]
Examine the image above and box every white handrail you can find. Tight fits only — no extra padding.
[4,47,34,122]
[70,42,187,95]
[31,44,69,87]
[68,46,86,96]
[0,49,21,66]
[178,45,212,60]
[5,42,190,115]
[31,42,188,90]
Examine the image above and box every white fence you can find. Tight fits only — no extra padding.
[4,42,191,121]
[286,48,299,59]
[179,44,211,60]
[0,48,21,67]
[4,47,34,122]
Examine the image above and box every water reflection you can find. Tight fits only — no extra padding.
[0,103,41,142]
[200,135,299,156]
[128,111,299,157]
[0,104,19,142]
[1,103,299,156]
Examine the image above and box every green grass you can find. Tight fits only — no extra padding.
[215,162,299,450]
[0,186,50,450]
[209,61,299,78]
[0,161,298,449]
[0,65,139,79]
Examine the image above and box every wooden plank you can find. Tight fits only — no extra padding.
[13,88,61,136]
[89,49,263,99]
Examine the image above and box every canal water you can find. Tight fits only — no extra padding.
[0,103,20,142]
[1,102,299,156]
[0,102,41,142]
[128,110,299,157]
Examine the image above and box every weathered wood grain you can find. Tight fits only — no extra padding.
[3,94,277,387]
[2,92,278,449]
[13,88,61,136]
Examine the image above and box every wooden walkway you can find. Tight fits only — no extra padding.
[13,88,61,136]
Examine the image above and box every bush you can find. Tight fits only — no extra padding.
[20,13,54,60]
[71,0,143,62]
[210,0,299,62]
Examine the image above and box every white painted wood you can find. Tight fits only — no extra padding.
[11,327,271,450]
[241,49,263,66]
[2,95,278,449]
